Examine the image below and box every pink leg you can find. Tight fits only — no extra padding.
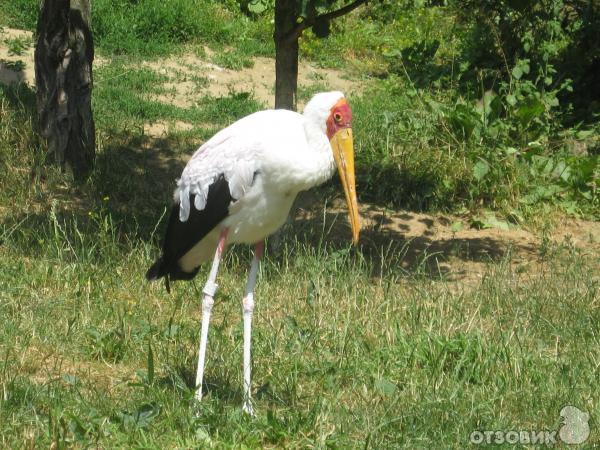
[195,228,229,403]
[242,241,264,415]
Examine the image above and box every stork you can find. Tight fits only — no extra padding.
[146,91,360,415]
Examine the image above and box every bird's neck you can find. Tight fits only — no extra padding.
[264,113,335,194]
[296,121,336,191]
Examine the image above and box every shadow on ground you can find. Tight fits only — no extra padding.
[1,128,194,257]
[0,80,36,117]
[286,192,539,281]
[91,132,190,238]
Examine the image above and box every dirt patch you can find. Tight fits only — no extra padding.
[143,120,194,138]
[548,216,600,252]
[0,27,107,88]
[292,193,600,288]
[0,28,35,86]
[142,50,362,110]
[138,49,363,138]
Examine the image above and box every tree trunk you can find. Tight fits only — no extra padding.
[274,0,299,111]
[35,0,95,180]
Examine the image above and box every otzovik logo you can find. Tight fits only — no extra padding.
[559,406,590,445]
[470,405,591,446]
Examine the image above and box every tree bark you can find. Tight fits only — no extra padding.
[35,0,95,180]
[274,0,299,111]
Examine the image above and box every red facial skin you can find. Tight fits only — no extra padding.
[326,98,353,140]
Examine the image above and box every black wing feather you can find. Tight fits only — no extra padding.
[146,175,233,283]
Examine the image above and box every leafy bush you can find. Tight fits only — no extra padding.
[445,0,598,215]
[353,82,472,211]
[353,0,598,216]
[449,0,599,123]
[353,72,598,216]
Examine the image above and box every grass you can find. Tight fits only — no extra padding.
[300,3,458,75]
[1,2,599,447]
[0,0,273,58]
[4,35,30,56]
[93,59,265,142]
[1,198,598,446]
[1,80,599,448]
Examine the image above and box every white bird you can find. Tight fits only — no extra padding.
[146,91,360,415]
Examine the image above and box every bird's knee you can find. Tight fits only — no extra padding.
[203,280,218,298]
[242,293,254,314]
[202,289,216,312]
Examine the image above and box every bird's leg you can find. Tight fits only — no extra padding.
[194,227,229,403]
[242,241,264,416]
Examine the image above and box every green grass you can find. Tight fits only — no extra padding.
[212,49,255,71]
[1,82,599,448]
[1,194,598,447]
[1,2,599,447]
[1,0,273,57]
[93,59,265,141]
[4,35,30,56]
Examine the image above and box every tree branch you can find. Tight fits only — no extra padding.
[284,0,369,44]
[318,0,369,23]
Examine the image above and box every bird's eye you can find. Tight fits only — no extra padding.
[334,112,343,123]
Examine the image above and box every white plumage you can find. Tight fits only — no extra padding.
[174,94,341,268]
[147,91,359,415]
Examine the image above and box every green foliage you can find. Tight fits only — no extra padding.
[352,71,598,216]
[0,0,39,30]
[93,61,264,133]
[1,4,599,448]
[92,0,243,55]
[240,0,362,40]
[212,50,254,70]
[335,0,598,217]
[450,0,599,123]
[301,2,453,73]
[444,0,598,215]
[353,81,471,210]
[1,0,273,57]
[4,36,29,56]
[85,322,128,362]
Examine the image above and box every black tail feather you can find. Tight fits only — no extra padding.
[146,257,166,281]
[146,257,172,293]
[146,176,232,293]
[146,255,200,293]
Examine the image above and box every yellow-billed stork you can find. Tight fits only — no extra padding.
[146,91,360,415]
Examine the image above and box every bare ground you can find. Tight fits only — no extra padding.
[140,47,362,136]
[0,28,35,86]
[293,194,599,290]
[141,46,361,109]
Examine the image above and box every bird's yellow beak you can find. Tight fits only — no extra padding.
[330,128,360,244]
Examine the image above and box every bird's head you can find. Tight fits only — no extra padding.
[304,92,360,244]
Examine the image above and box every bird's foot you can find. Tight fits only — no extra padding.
[192,389,205,416]
[242,401,255,417]
[192,399,204,418]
